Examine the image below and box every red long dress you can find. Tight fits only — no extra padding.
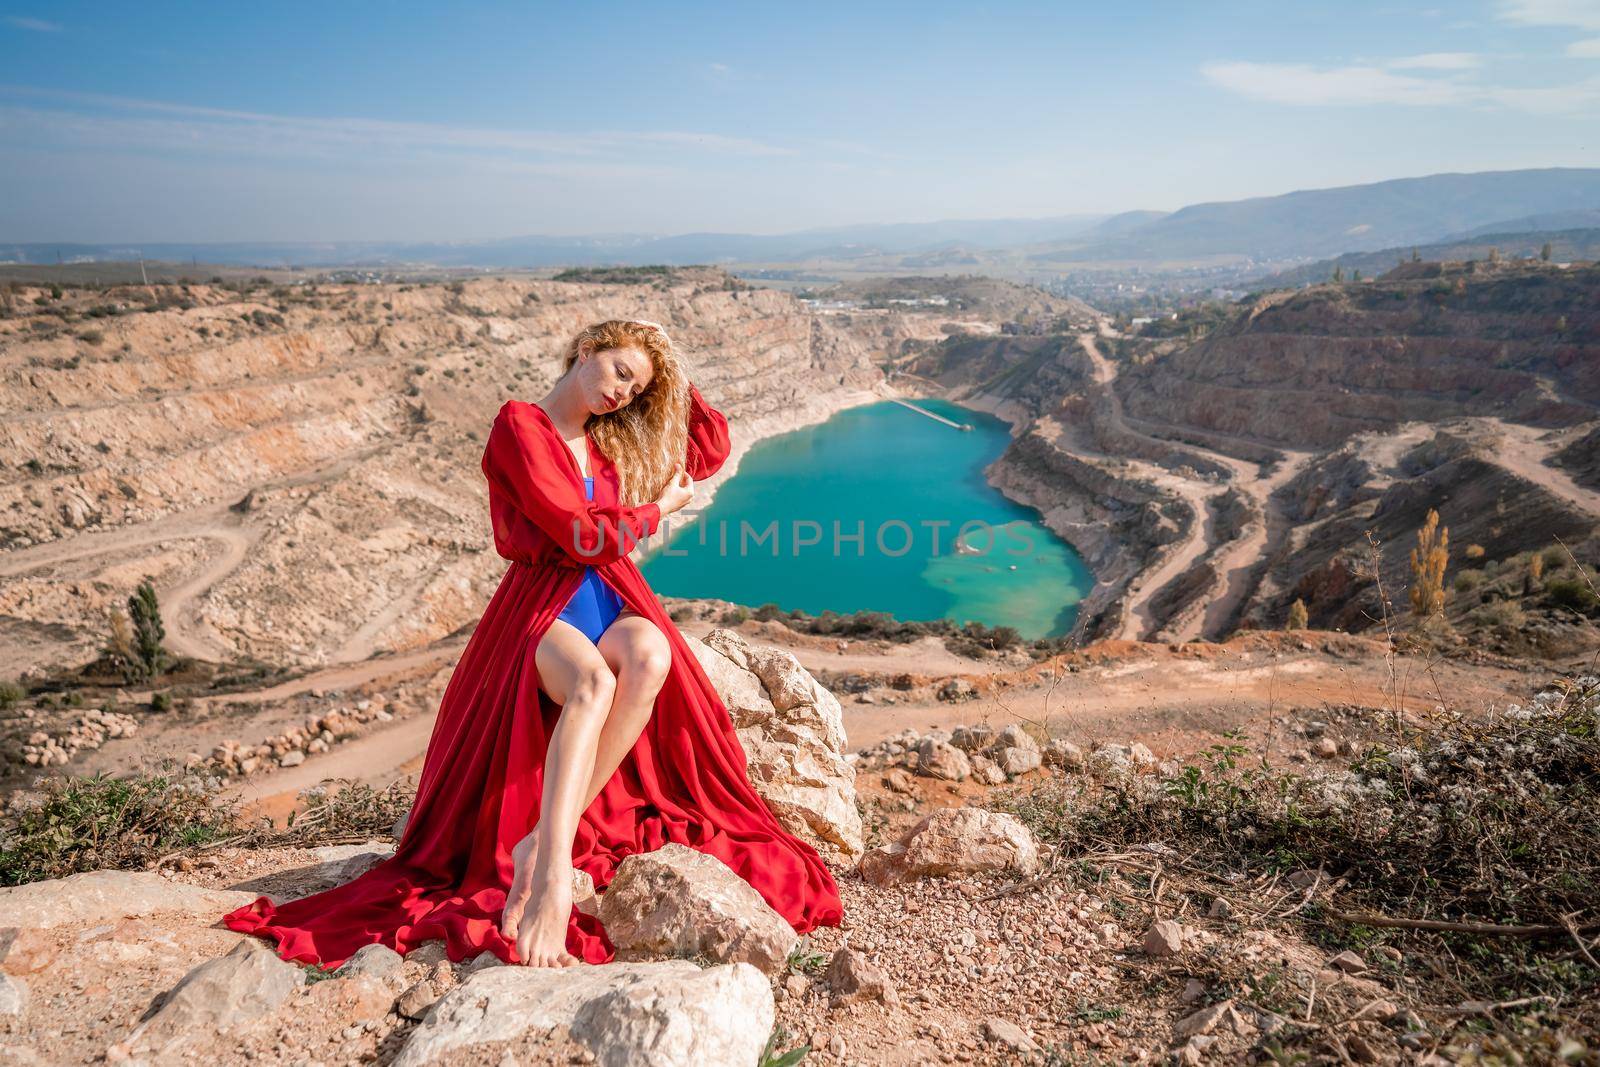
[222,383,845,966]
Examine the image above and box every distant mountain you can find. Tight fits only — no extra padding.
[1445,209,1600,240]
[0,216,1109,271]
[1249,227,1600,289]
[1026,168,1600,264]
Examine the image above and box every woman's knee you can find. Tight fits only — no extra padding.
[621,633,671,687]
[568,661,618,708]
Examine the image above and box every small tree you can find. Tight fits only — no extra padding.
[1411,247,1421,263]
[1285,598,1309,631]
[1408,509,1449,618]
[1540,241,1552,262]
[1525,551,1545,596]
[128,578,169,680]
[1332,265,1344,283]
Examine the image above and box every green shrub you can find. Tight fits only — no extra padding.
[1545,579,1599,612]
[0,773,237,887]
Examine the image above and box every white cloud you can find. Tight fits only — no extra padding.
[1496,0,1600,31]
[1570,36,1600,55]
[0,86,802,162]
[1388,52,1482,69]
[1202,59,1600,113]
[1200,61,1471,106]
[4,15,62,32]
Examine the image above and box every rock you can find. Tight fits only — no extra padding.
[278,750,305,767]
[912,737,972,781]
[391,807,411,840]
[858,806,1040,886]
[1207,896,1233,919]
[0,927,57,975]
[1142,919,1185,957]
[1044,738,1085,769]
[981,1018,1040,1053]
[0,870,255,930]
[968,752,1008,786]
[1328,949,1367,974]
[824,947,898,1006]
[118,939,304,1058]
[691,630,862,860]
[1174,999,1252,1039]
[1313,737,1339,759]
[993,745,1042,777]
[1087,743,1153,777]
[936,678,977,702]
[337,943,404,983]
[1179,978,1207,1004]
[396,977,443,1020]
[883,767,917,794]
[309,842,395,886]
[393,960,772,1067]
[0,974,26,1017]
[597,842,798,975]
[949,723,995,751]
[306,972,395,1028]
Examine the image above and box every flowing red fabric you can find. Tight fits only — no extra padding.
[222,383,845,967]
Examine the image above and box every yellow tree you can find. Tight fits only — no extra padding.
[1286,598,1309,631]
[1409,508,1449,617]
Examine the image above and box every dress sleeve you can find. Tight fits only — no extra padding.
[685,382,731,480]
[481,401,662,566]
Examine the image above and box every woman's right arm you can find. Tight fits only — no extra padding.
[480,401,662,567]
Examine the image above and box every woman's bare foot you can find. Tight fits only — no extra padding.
[514,866,580,967]
[499,830,541,944]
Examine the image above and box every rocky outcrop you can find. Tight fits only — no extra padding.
[687,627,862,861]
[597,843,799,975]
[858,805,1041,886]
[0,869,256,929]
[393,960,773,1067]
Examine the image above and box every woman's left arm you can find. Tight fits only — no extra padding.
[685,382,731,480]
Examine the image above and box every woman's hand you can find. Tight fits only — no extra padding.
[655,465,695,516]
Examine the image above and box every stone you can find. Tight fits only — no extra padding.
[949,723,995,751]
[306,972,395,1027]
[393,960,772,1067]
[0,870,255,930]
[912,737,972,781]
[858,806,1040,886]
[1175,999,1252,1039]
[337,943,404,983]
[0,974,26,1017]
[691,630,862,860]
[597,842,798,975]
[278,750,305,767]
[1044,738,1085,769]
[824,946,898,1006]
[1207,896,1232,919]
[1328,949,1367,974]
[993,745,1042,777]
[883,767,917,794]
[1313,737,1339,759]
[1142,919,1185,957]
[0,927,57,975]
[309,842,395,886]
[117,939,304,1058]
[936,678,977,702]
[968,753,1008,786]
[982,1018,1040,1053]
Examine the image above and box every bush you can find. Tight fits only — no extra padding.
[0,773,236,886]
[1546,578,1599,612]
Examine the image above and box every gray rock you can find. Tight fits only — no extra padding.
[1142,919,1185,957]
[913,737,972,781]
[858,805,1039,886]
[597,843,797,975]
[0,974,26,1017]
[117,939,304,1059]
[0,870,256,929]
[394,960,772,1067]
[337,943,404,983]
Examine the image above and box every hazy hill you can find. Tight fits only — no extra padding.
[1027,167,1600,263]
[1251,228,1600,289]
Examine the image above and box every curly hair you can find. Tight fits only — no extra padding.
[560,319,691,506]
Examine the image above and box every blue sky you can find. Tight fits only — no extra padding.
[1,1,1596,242]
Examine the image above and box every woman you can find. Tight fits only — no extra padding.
[223,318,845,968]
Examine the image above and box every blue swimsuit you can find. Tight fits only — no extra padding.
[555,476,627,643]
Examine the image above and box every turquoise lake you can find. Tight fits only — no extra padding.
[639,398,1092,639]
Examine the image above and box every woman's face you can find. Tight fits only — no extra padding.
[579,344,655,415]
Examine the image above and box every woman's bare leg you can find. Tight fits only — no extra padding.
[499,617,616,967]
[581,610,672,808]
